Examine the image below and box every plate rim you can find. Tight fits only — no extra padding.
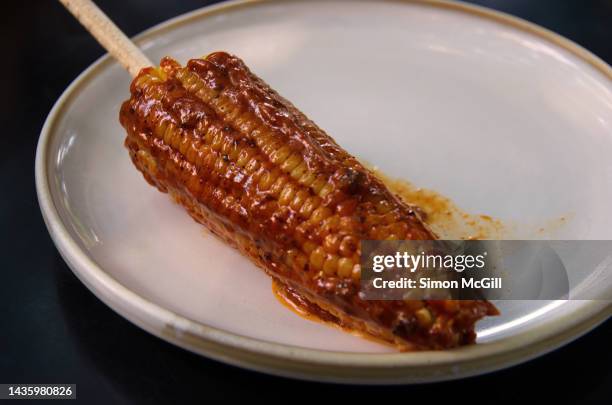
[36,0,612,383]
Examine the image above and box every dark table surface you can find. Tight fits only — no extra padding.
[2,0,611,403]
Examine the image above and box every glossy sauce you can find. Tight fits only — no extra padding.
[271,279,398,348]
[367,165,508,240]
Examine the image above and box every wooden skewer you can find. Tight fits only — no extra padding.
[59,0,152,77]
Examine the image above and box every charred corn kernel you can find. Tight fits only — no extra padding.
[237,117,257,134]
[211,130,224,151]
[323,234,341,253]
[351,264,362,281]
[228,146,240,161]
[278,184,296,206]
[290,190,309,212]
[337,257,354,278]
[376,199,393,214]
[280,153,302,172]
[163,124,175,145]
[259,137,279,157]
[236,149,252,167]
[415,308,433,328]
[403,300,425,311]
[244,157,261,173]
[443,301,460,313]
[220,137,234,155]
[322,254,339,276]
[186,143,199,162]
[298,196,320,218]
[214,156,227,173]
[270,145,291,164]
[321,215,340,234]
[338,216,356,232]
[269,176,288,197]
[363,214,382,227]
[311,176,327,194]
[154,119,168,138]
[134,75,149,88]
[318,182,334,198]
[382,211,399,225]
[293,252,308,272]
[303,241,317,255]
[203,125,215,144]
[285,249,298,266]
[336,199,358,217]
[290,161,308,181]
[258,170,275,190]
[338,235,358,257]
[309,247,326,271]
[310,207,332,224]
[216,97,231,114]
[298,171,316,187]
[136,150,157,175]
[370,225,383,240]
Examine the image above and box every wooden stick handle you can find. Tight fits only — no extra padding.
[59,0,152,77]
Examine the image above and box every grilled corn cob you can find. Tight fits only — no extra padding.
[119,52,497,350]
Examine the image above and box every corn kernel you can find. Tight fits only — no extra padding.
[322,254,339,276]
[337,257,354,278]
[309,247,326,271]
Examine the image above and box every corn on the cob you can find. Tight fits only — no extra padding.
[119,52,497,350]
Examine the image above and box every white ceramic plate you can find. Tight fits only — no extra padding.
[37,0,612,383]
